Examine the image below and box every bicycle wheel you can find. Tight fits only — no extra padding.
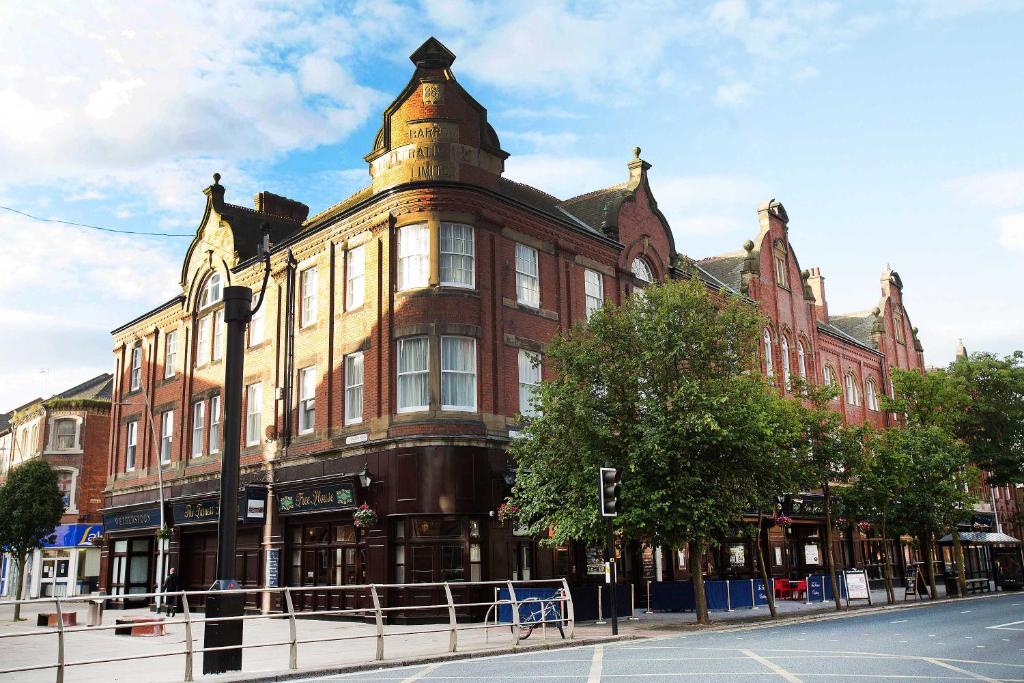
[518,623,535,640]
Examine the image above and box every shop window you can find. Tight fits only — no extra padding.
[200,272,223,309]
[213,309,225,361]
[300,266,318,327]
[164,330,178,378]
[729,543,746,567]
[126,421,138,471]
[414,518,463,537]
[209,395,221,454]
[393,519,406,583]
[584,269,603,317]
[397,336,429,413]
[345,352,364,424]
[191,401,205,458]
[160,409,173,464]
[54,418,77,450]
[441,336,476,411]
[130,343,142,390]
[249,295,264,347]
[246,383,262,446]
[440,223,474,288]
[518,350,541,417]
[411,546,434,583]
[515,243,540,307]
[441,545,464,581]
[397,223,429,291]
[346,245,365,310]
[298,366,316,434]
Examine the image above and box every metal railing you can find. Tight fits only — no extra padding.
[0,578,574,683]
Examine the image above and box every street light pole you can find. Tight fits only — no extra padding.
[204,226,271,675]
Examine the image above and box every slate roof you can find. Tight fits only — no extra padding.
[52,373,113,401]
[558,183,631,235]
[816,320,881,355]
[218,201,306,262]
[0,412,10,433]
[697,251,747,292]
[829,310,876,347]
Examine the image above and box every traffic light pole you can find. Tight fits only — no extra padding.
[606,516,618,635]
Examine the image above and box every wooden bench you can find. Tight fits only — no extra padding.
[36,612,77,627]
[114,616,166,637]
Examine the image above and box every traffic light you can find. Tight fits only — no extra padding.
[599,467,621,517]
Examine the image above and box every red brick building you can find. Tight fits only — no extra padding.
[102,38,961,606]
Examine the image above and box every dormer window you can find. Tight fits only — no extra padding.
[631,257,654,284]
[200,272,223,309]
[773,240,788,287]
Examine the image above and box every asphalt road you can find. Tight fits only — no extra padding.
[309,594,1024,682]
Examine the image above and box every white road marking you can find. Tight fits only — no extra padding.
[923,657,999,682]
[400,662,444,682]
[961,610,972,614]
[586,644,604,683]
[890,619,908,623]
[987,620,1024,631]
[742,649,803,683]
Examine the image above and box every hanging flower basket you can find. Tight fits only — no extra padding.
[155,527,172,540]
[496,501,520,527]
[833,516,847,529]
[857,521,873,534]
[774,514,793,528]
[353,504,378,529]
[90,533,107,547]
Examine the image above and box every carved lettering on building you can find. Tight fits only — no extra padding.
[422,82,443,105]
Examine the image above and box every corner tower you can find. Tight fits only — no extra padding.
[364,37,509,193]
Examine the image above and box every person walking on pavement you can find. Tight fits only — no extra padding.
[161,567,181,617]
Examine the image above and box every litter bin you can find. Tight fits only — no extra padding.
[87,592,105,626]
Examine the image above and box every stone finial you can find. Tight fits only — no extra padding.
[213,172,221,185]
[743,240,755,253]
[956,338,968,359]
[632,146,641,160]
[872,307,881,317]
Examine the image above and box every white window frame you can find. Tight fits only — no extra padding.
[126,421,138,472]
[130,344,142,390]
[441,336,477,412]
[196,316,211,366]
[213,309,224,361]
[160,409,173,465]
[845,373,860,406]
[866,379,879,411]
[632,257,654,283]
[298,366,316,435]
[246,383,263,447]
[346,245,365,310]
[515,243,540,307]
[300,266,318,327]
[584,269,604,317]
[249,297,264,347]
[201,272,223,309]
[518,350,542,417]
[164,330,178,378]
[781,335,791,389]
[397,223,430,291]
[209,395,221,454]
[440,223,475,289]
[53,418,78,451]
[191,400,205,458]
[763,329,774,378]
[345,352,364,425]
[54,467,78,512]
[823,365,835,386]
[396,336,429,413]
[797,340,808,382]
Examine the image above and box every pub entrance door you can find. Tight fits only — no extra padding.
[289,521,367,613]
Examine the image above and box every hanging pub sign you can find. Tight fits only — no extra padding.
[102,506,161,532]
[277,481,357,515]
[244,486,268,523]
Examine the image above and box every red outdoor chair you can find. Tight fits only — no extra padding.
[774,578,791,600]
[791,579,807,600]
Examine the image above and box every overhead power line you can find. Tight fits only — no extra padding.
[0,205,193,237]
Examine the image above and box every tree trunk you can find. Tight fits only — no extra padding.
[951,528,968,598]
[823,489,843,611]
[922,532,938,599]
[754,512,777,618]
[688,540,710,625]
[880,519,895,604]
[13,552,26,622]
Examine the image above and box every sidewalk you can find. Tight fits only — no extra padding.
[0,583,985,683]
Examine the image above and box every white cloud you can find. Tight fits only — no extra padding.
[503,131,581,150]
[997,213,1024,252]
[713,81,754,108]
[947,170,1024,210]
[504,154,625,200]
[651,174,767,240]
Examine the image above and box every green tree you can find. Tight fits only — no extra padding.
[0,460,65,621]
[508,277,796,624]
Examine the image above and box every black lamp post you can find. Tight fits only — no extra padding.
[203,222,271,675]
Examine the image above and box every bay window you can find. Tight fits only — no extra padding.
[440,223,474,288]
[397,337,429,412]
[441,336,477,411]
[54,418,76,450]
[397,224,429,291]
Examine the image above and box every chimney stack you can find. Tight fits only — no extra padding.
[806,267,828,322]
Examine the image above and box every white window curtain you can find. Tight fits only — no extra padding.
[440,223,474,288]
[213,309,225,360]
[209,395,221,454]
[823,366,834,386]
[781,336,791,389]
[584,269,603,317]
[398,224,429,291]
[866,380,878,411]
[197,316,211,366]
[441,336,477,411]
[160,410,173,464]
[126,421,138,471]
[191,401,205,458]
[515,244,540,307]
[299,367,316,434]
[346,245,365,309]
[55,419,76,450]
[845,374,858,405]
[301,267,318,326]
[246,383,263,446]
[345,352,364,424]
[763,329,774,378]
[164,330,177,378]
[518,350,542,416]
[397,337,429,412]
[797,341,807,381]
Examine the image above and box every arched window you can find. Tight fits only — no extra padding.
[763,329,774,378]
[781,335,791,389]
[845,373,861,406]
[823,365,834,386]
[200,272,223,309]
[631,257,653,284]
[773,240,788,287]
[797,341,808,382]
[866,379,879,411]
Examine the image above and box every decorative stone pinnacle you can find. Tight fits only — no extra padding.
[743,240,755,253]
[633,146,641,160]
[213,172,221,185]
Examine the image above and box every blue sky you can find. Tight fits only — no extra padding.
[1,0,1022,409]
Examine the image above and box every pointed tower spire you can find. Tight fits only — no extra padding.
[956,338,968,360]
